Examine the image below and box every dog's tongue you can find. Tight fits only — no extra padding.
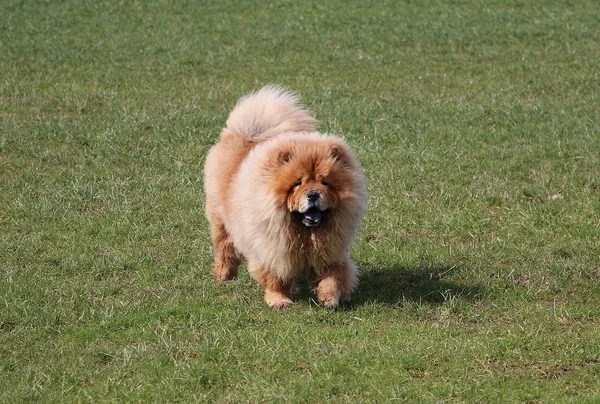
[302,208,322,227]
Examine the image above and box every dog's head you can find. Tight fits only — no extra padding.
[265,135,363,228]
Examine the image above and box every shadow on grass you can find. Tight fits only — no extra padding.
[344,264,484,309]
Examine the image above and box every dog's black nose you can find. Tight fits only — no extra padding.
[307,190,320,202]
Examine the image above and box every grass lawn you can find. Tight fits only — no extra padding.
[1,0,599,401]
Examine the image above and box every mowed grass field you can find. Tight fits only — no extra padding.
[1,0,599,402]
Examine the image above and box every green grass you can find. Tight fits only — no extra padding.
[1,0,599,402]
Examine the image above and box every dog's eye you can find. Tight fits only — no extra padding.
[321,180,330,186]
[293,179,302,188]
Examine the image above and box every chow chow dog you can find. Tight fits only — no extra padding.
[204,86,366,308]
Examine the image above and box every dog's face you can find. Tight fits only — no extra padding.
[266,139,359,227]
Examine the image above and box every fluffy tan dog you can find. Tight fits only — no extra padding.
[204,86,366,309]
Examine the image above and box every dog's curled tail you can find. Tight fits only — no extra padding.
[225,85,317,142]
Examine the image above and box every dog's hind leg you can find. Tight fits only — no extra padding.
[209,217,241,283]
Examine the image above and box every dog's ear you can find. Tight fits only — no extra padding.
[330,146,341,160]
[278,150,293,165]
[269,149,294,169]
[330,145,350,166]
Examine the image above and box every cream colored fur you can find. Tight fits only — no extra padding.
[204,86,366,307]
[225,85,318,141]
[229,132,364,282]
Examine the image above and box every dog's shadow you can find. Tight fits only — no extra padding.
[342,264,483,309]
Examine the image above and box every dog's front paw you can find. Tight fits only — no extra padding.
[317,277,341,309]
[319,295,340,310]
[321,298,340,310]
[265,290,294,309]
